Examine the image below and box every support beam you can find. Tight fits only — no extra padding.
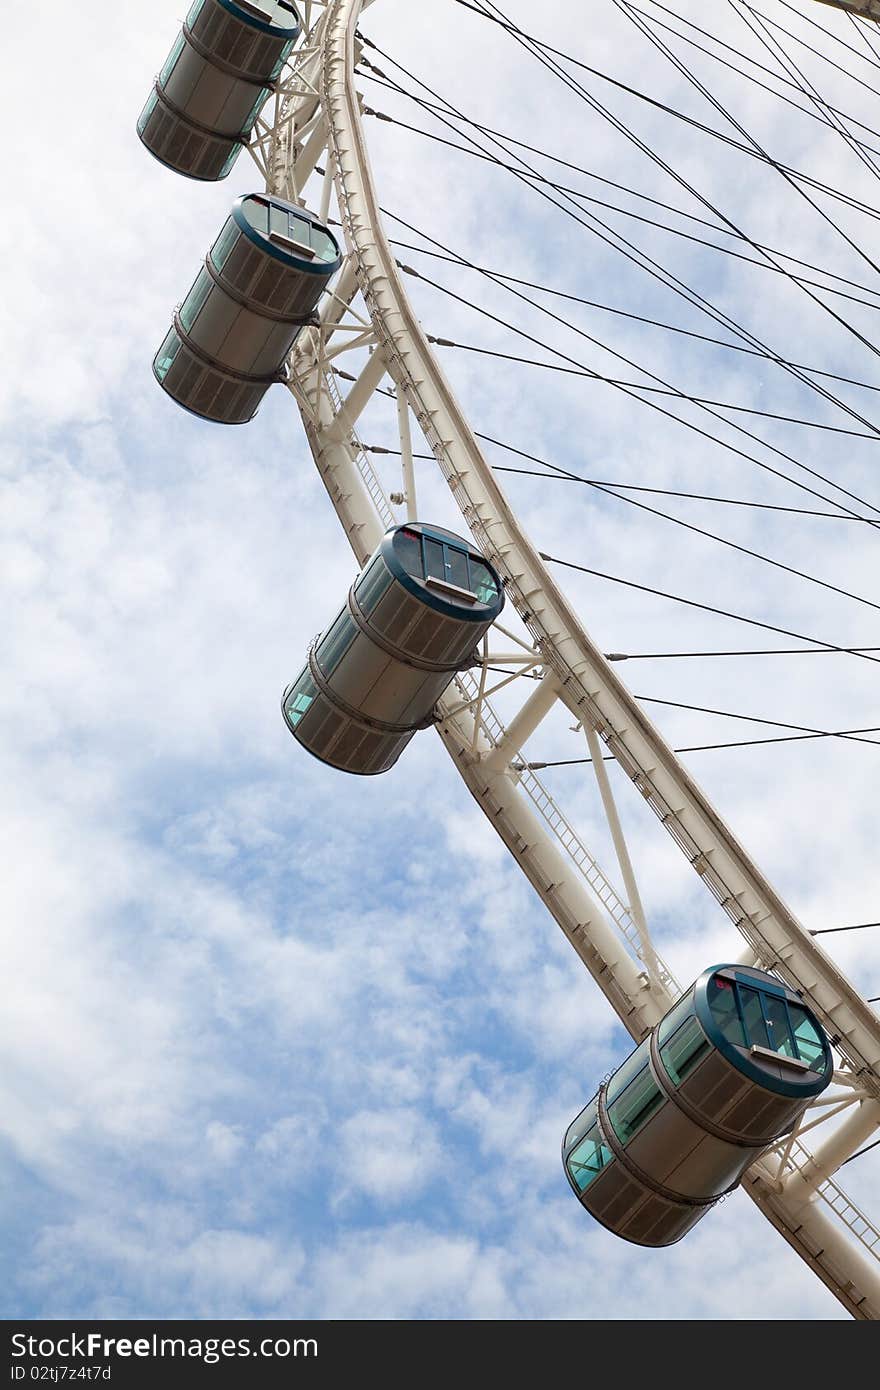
[781,1100,880,1204]
[293,117,331,197]
[438,704,662,1039]
[481,672,559,775]
[319,148,335,222]
[584,723,660,989]
[746,1162,880,1318]
[395,378,417,522]
[319,347,387,442]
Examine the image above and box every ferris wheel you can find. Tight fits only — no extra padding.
[137,0,880,1318]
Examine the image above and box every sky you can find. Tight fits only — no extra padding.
[2,0,880,1321]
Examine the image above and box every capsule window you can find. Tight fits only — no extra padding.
[239,196,270,236]
[762,993,797,1060]
[739,987,770,1050]
[789,1004,827,1070]
[444,547,470,592]
[210,218,240,271]
[159,32,185,85]
[154,327,181,381]
[284,670,317,727]
[270,205,290,240]
[567,1125,612,1192]
[269,39,295,80]
[606,1037,651,1105]
[355,556,394,615]
[315,608,358,675]
[468,558,498,604]
[392,529,498,605]
[707,975,745,1047]
[137,89,159,134]
[395,529,423,578]
[423,537,446,584]
[268,206,313,256]
[424,537,479,596]
[607,1064,664,1146]
[243,86,271,133]
[179,266,213,332]
[564,1099,598,1155]
[186,0,206,23]
[657,989,696,1047]
[308,225,338,263]
[219,143,243,178]
[660,1015,711,1085]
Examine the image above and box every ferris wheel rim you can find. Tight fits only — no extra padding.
[314,0,880,1081]
[271,0,880,1318]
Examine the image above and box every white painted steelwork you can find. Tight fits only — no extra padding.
[258,0,880,1316]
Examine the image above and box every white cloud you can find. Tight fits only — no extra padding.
[335,1108,445,1205]
[0,0,876,1326]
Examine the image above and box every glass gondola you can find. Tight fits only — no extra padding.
[563,964,832,1247]
[282,523,505,774]
[137,0,301,182]
[153,193,341,424]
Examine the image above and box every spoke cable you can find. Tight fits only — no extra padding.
[363,35,880,460]
[537,550,880,668]
[399,251,880,527]
[362,74,880,308]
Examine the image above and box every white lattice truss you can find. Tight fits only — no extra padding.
[251,0,880,1318]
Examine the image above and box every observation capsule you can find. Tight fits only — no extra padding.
[137,0,301,182]
[282,523,505,775]
[152,193,341,424]
[562,964,832,1247]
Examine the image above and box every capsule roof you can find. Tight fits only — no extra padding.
[232,194,341,272]
[379,523,505,621]
[204,0,302,38]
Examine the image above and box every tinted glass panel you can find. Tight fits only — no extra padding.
[707,975,745,1047]
[159,33,185,85]
[394,530,423,578]
[606,1038,651,1105]
[243,197,269,235]
[153,328,181,381]
[468,558,498,604]
[269,38,295,80]
[564,1099,598,1156]
[608,1066,664,1146]
[423,538,445,582]
[309,226,338,263]
[219,143,242,177]
[284,669,316,727]
[270,205,290,240]
[211,218,240,270]
[763,994,796,1058]
[567,1125,612,1193]
[137,89,158,134]
[355,557,394,615]
[740,987,769,1049]
[446,547,470,591]
[316,608,357,674]
[186,0,206,22]
[789,1005,826,1069]
[179,266,212,331]
[243,86,271,131]
[660,1016,711,1086]
[658,989,697,1047]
